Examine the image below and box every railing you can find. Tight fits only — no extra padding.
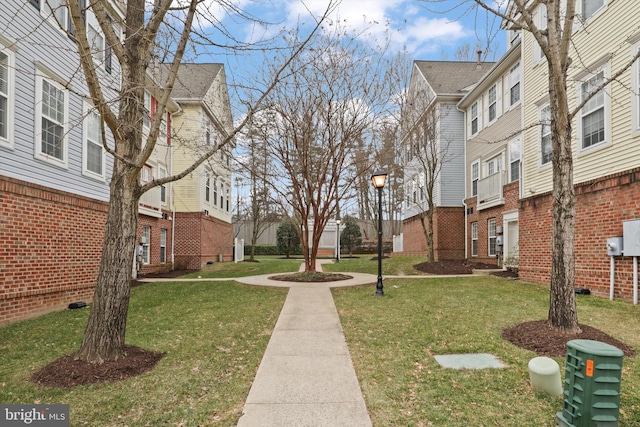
[477,171,505,208]
[138,186,162,217]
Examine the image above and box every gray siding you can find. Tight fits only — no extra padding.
[0,1,115,202]
[439,104,465,206]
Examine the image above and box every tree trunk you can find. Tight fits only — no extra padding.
[418,211,435,262]
[548,63,580,333]
[77,169,140,363]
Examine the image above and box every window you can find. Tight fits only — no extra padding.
[213,178,218,206]
[580,70,606,149]
[160,229,167,264]
[582,0,605,20]
[488,218,497,257]
[471,102,478,134]
[83,104,105,178]
[488,85,497,122]
[534,4,547,62]
[226,188,230,212]
[220,181,224,208]
[43,0,67,29]
[142,226,150,264]
[36,77,67,166]
[141,165,152,183]
[143,91,151,128]
[158,166,167,203]
[205,174,210,202]
[508,29,520,48]
[509,62,521,106]
[487,155,502,176]
[0,46,13,148]
[471,161,479,196]
[471,222,478,257]
[510,138,521,182]
[87,24,104,64]
[540,105,552,165]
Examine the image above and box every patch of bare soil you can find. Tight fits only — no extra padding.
[502,320,636,358]
[131,269,196,287]
[31,346,164,388]
[414,259,504,275]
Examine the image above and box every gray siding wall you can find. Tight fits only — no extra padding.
[0,1,116,202]
[438,103,465,206]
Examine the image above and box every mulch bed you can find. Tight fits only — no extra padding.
[502,320,636,357]
[31,346,165,388]
[414,259,516,276]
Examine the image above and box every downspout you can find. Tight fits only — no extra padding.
[457,104,468,259]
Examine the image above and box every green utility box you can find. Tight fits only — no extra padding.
[556,339,624,427]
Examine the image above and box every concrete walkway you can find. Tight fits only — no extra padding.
[236,260,373,427]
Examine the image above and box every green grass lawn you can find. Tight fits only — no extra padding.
[0,281,287,426]
[2,272,639,426]
[324,255,426,275]
[181,257,302,278]
[332,276,640,426]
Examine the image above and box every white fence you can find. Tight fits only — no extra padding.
[234,238,244,263]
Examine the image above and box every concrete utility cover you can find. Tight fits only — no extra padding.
[434,353,505,369]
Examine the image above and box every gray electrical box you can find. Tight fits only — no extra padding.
[623,219,640,256]
[607,237,623,257]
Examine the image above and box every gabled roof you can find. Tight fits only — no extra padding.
[160,63,224,100]
[414,60,495,96]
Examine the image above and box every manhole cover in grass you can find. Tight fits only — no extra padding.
[434,353,505,369]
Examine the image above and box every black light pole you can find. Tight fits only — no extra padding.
[371,171,387,297]
[335,218,341,263]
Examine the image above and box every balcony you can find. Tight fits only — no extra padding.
[139,186,162,218]
[477,170,506,210]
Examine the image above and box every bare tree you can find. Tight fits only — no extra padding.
[405,107,458,262]
[252,22,403,272]
[64,0,334,362]
[423,0,640,332]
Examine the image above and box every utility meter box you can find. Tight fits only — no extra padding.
[556,339,624,427]
[623,219,640,256]
[606,237,623,257]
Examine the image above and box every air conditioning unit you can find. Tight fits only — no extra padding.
[139,236,147,244]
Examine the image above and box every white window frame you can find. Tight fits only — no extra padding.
[87,23,105,66]
[82,102,106,180]
[42,0,68,31]
[509,138,521,183]
[509,62,521,107]
[539,104,552,166]
[486,154,502,177]
[143,91,151,129]
[471,102,478,135]
[488,85,497,123]
[471,160,479,197]
[471,222,478,257]
[0,42,15,149]
[35,75,68,168]
[577,65,610,154]
[160,228,167,264]
[205,173,211,202]
[533,4,548,63]
[488,218,497,257]
[158,165,167,204]
[142,226,150,264]
[580,0,606,22]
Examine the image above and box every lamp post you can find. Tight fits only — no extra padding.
[371,170,387,297]
[335,218,341,263]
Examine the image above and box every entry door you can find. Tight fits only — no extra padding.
[505,220,519,266]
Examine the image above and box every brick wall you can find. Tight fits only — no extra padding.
[138,213,174,275]
[174,212,233,269]
[402,206,465,260]
[519,167,640,302]
[0,176,107,325]
[465,181,520,265]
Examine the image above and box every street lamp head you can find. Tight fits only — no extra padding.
[335,218,341,225]
[371,170,387,189]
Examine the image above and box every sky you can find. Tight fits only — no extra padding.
[205,0,508,206]
[210,0,507,67]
